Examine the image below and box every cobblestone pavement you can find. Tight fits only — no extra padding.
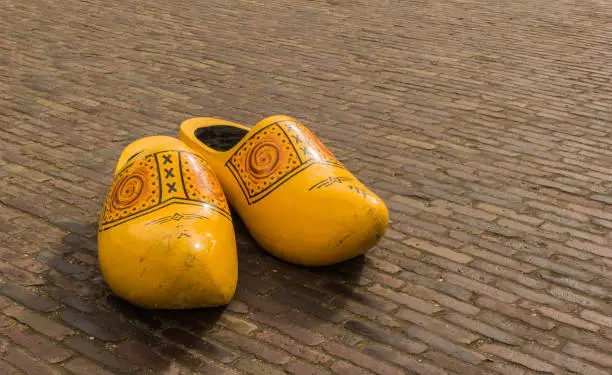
[1,0,612,374]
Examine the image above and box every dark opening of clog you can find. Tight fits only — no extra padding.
[195,126,248,151]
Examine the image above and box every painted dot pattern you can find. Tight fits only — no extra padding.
[284,121,341,165]
[181,153,229,214]
[229,124,301,198]
[99,150,230,231]
[226,120,344,205]
[102,154,160,225]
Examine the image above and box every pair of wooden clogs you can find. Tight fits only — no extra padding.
[98,115,389,309]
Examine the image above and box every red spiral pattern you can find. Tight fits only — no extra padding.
[247,142,281,179]
[111,174,145,210]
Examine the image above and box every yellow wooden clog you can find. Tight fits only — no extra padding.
[98,136,237,309]
[179,115,389,266]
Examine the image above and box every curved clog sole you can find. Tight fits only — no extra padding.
[179,115,389,266]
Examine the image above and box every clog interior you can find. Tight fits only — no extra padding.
[195,126,248,151]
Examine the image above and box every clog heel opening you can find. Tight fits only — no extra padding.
[195,126,248,151]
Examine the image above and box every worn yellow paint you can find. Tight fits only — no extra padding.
[179,115,389,266]
[98,136,238,309]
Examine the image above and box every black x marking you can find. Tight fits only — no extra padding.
[167,182,177,193]
[162,155,172,164]
[165,168,174,178]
